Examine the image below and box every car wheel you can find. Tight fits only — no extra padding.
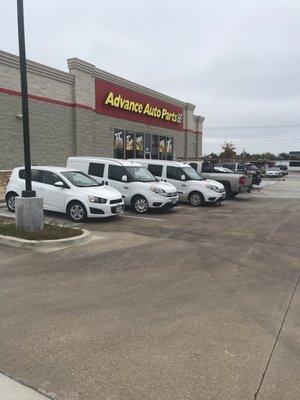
[67,201,87,222]
[188,191,205,206]
[132,195,149,214]
[6,192,18,212]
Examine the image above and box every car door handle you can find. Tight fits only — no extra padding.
[182,184,187,187]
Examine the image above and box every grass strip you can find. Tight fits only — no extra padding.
[0,222,82,240]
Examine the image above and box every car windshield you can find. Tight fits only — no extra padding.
[61,171,100,187]
[125,166,156,182]
[269,167,280,171]
[182,166,204,180]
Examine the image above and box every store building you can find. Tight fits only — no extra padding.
[0,50,204,170]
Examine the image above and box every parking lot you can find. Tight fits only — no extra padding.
[0,174,299,400]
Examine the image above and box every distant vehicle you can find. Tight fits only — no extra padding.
[217,162,262,185]
[265,167,283,178]
[67,157,179,214]
[187,160,252,199]
[276,165,288,175]
[6,167,124,222]
[216,162,245,173]
[129,159,225,206]
[244,163,262,185]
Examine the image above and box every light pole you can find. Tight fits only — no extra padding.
[15,0,43,232]
[17,0,35,197]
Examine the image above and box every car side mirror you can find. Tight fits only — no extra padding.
[121,175,128,182]
[181,175,186,181]
[54,181,64,187]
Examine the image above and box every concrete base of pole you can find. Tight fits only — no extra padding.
[15,197,44,232]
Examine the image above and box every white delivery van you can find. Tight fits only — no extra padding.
[66,157,179,213]
[129,159,225,206]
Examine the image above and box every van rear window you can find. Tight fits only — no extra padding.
[89,163,105,177]
[148,164,163,177]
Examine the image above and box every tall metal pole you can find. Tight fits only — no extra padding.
[17,0,35,197]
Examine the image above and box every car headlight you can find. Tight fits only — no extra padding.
[150,186,167,196]
[206,184,220,192]
[88,195,107,204]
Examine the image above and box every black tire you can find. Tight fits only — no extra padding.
[67,201,87,222]
[231,193,238,197]
[132,195,149,214]
[223,184,231,200]
[6,192,18,212]
[188,191,205,207]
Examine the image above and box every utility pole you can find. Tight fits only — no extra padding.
[17,0,35,197]
[15,0,43,232]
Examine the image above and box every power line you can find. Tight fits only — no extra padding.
[204,124,300,130]
[203,138,300,145]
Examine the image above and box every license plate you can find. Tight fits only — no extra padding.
[116,205,123,213]
[171,198,177,205]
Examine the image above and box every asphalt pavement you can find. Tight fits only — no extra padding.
[0,174,299,400]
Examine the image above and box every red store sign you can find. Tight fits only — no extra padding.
[95,78,184,131]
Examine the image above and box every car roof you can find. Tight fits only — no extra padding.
[129,159,189,167]
[68,156,143,167]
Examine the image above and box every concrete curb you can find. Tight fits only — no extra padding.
[0,228,91,249]
[0,372,53,399]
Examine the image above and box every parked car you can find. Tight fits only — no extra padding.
[244,163,262,185]
[187,160,252,199]
[216,162,245,173]
[265,167,283,178]
[129,159,225,206]
[67,157,179,214]
[216,161,261,185]
[5,167,124,222]
[275,165,288,175]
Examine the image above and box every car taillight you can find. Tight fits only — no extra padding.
[239,176,246,185]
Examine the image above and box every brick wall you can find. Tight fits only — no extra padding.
[0,93,74,169]
[0,170,11,197]
[0,50,204,169]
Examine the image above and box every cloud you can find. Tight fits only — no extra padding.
[1,0,299,154]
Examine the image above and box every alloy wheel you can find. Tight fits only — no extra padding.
[134,197,149,213]
[7,195,16,212]
[70,204,85,221]
[190,193,202,206]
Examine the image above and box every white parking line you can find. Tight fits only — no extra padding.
[122,215,164,221]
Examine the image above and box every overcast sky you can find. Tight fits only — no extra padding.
[1,0,299,155]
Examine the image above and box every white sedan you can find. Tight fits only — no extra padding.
[5,166,124,222]
[265,167,283,178]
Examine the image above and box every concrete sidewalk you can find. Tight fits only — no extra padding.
[0,373,52,399]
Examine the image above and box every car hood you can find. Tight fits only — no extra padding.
[143,181,177,193]
[76,185,122,198]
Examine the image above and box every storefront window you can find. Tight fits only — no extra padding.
[114,129,125,159]
[135,133,144,158]
[113,130,173,160]
[125,131,135,159]
[144,134,151,158]
[166,137,173,160]
[151,135,159,159]
[159,136,166,160]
